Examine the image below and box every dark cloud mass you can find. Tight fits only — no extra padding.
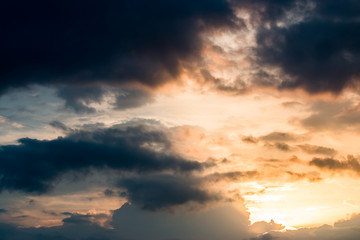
[0,0,236,94]
[0,123,203,193]
[256,0,360,93]
[118,174,215,210]
[1,0,359,97]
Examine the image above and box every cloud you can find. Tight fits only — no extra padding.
[251,212,360,240]
[49,121,71,132]
[111,202,250,240]
[242,135,259,144]
[0,122,204,193]
[250,219,285,234]
[0,202,251,240]
[285,171,323,182]
[260,132,305,142]
[255,0,360,94]
[309,155,360,175]
[118,174,216,211]
[299,100,360,131]
[298,144,337,156]
[200,69,247,94]
[207,170,259,182]
[264,142,293,151]
[114,87,154,110]
[56,85,106,114]
[0,0,237,94]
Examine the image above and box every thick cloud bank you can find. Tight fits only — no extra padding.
[0,123,203,193]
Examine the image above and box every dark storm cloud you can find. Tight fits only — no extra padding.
[118,174,216,211]
[0,0,237,94]
[255,0,360,94]
[0,124,203,193]
[310,155,360,175]
[298,144,337,156]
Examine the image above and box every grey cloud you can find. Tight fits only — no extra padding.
[118,174,216,211]
[255,0,360,94]
[111,202,251,240]
[300,100,360,131]
[57,85,105,114]
[200,69,247,94]
[207,170,259,182]
[260,131,306,142]
[298,144,337,156]
[114,87,154,110]
[0,203,251,240]
[310,155,360,175]
[285,171,322,182]
[264,142,293,151]
[49,121,71,132]
[0,122,204,193]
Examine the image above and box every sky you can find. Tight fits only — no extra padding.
[1,0,360,239]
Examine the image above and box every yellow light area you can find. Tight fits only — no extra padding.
[244,178,360,228]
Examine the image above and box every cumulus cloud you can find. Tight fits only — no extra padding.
[0,122,204,193]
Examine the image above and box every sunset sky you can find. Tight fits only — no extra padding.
[1,1,360,239]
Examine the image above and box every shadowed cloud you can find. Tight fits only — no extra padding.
[0,123,204,193]
[0,0,237,94]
